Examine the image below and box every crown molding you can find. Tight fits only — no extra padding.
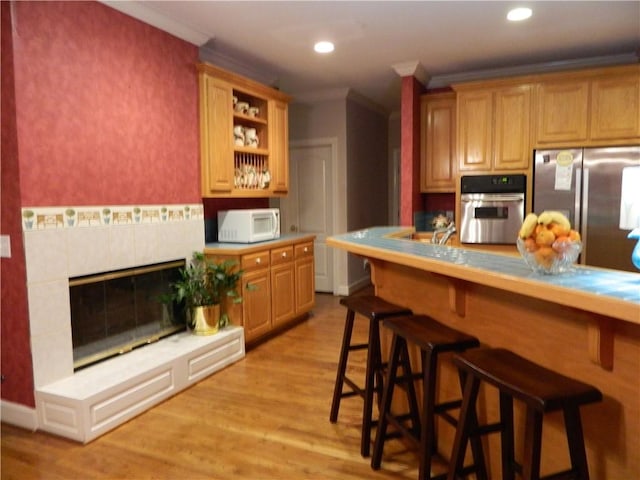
[428,52,639,88]
[100,1,209,45]
[391,61,430,86]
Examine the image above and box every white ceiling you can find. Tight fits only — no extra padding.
[105,1,639,113]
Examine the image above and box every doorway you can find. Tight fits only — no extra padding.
[280,138,336,293]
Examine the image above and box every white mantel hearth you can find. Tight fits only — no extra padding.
[16,204,246,442]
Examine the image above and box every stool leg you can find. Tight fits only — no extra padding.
[371,334,402,470]
[522,408,543,480]
[330,309,355,423]
[563,406,590,480]
[361,319,381,457]
[447,372,481,480]
[419,349,438,480]
[398,339,422,436]
[499,392,516,480]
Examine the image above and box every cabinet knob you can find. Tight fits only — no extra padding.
[304,247,308,253]
[282,252,287,258]
[256,258,261,264]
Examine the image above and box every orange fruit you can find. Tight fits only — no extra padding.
[552,235,571,253]
[550,222,570,237]
[568,229,581,242]
[534,246,556,268]
[524,237,538,252]
[535,228,556,247]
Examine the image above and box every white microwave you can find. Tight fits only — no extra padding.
[217,208,280,243]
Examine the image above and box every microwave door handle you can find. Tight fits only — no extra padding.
[273,211,280,236]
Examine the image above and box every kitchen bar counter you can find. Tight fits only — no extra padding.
[328,226,640,478]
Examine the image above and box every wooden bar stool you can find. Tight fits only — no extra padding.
[330,295,412,457]
[448,348,603,480]
[371,315,483,480]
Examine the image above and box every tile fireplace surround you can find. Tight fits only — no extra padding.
[15,204,246,443]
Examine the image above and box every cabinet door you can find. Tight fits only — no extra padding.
[535,80,589,144]
[590,72,640,141]
[271,262,295,326]
[242,267,271,342]
[270,246,295,326]
[457,90,493,171]
[294,242,315,313]
[420,93,457,192]
[493,85,532,170]
[269,100,289,193]
[200,75,234,194]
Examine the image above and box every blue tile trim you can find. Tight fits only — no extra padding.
[332,227,640,305]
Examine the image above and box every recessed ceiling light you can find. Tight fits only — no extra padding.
[314,41,335,54]
[507,7,532,21]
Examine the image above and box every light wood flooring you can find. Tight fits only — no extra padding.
[2,292,422,480]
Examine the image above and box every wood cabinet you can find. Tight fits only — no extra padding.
[205,236,315,345]
[420,92,457,192]
[455,82,532,173]
[534,64,640,146]
[197,62,291,198]
[294,242,315,313]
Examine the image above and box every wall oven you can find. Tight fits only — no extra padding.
[460,174,526,244]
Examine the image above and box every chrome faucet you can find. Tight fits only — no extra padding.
[431,222,456,245]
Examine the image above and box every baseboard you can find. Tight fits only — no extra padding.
[0,399,38,431]
[336,276,372,296]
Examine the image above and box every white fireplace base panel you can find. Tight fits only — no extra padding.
[35,326,245,443]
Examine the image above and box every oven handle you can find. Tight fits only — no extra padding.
[460,194,525,203]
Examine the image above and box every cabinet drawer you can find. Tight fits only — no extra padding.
[241,251,270,271]
[295,242,314,259]
[271,246,294,266]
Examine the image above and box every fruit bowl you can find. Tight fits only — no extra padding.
[517,237,582,274]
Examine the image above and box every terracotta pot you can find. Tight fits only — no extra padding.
[189,305,220,336]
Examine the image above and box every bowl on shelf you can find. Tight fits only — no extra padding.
[516,237,582,275]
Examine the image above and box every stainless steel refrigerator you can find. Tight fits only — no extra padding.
[533,146,640,272]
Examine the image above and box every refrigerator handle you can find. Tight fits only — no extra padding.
[579,168,589,265]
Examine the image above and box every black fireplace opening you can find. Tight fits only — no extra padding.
[69,260,186,370]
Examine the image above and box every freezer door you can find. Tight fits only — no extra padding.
[533,149,583,227]
[583,146,640,272]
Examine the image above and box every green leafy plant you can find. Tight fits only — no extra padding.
[161,252,245,329]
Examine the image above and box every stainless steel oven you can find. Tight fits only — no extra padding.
[460,174,526,244]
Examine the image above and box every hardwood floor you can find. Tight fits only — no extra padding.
[1,292,421,480]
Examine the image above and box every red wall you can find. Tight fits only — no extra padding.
[1,1,34,407]
[1,1,199,407]
[13,1,200,206]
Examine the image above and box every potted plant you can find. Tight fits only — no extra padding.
[162,252,244,335]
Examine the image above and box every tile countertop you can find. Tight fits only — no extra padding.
[327,226,640,325]
[204,233,315,255]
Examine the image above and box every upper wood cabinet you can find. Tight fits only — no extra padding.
[455,83,532,172]
[197,63,291,198]
[420,92,457,192]
[534,64,640,146]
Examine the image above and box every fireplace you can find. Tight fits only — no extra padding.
[70,260,186,370]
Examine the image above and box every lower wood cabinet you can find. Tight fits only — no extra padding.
[205,236,315,345]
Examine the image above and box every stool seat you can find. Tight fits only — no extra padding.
[339,295,412,320]
[371,315,481,480]
[453,348,603,412]
[384,315,481,354]
[331,294,412,457]
[449,348,603,480]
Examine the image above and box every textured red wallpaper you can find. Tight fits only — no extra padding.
[1,1,35,408]
[399,75,424,225]
[12,1,200,206]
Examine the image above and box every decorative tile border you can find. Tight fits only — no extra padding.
[21,204,204,231]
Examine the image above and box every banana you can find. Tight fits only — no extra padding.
[537,210,571,231]
[519,213,538,238]
[549,211,571,231]
[537,211,554,226]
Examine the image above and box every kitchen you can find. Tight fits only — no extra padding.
[2,1,640,478]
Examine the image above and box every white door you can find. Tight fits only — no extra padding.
[281,139,334,293]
